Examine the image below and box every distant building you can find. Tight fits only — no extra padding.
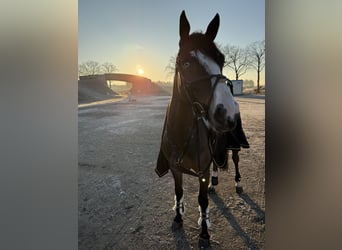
[231,80,243,95]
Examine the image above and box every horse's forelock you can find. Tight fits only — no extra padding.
[179,32,225,70]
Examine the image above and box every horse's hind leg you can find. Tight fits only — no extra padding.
[211,162,218,186]
[208,162,218,193]
[198,171,211,248]
[171,169,184,228]
[232,150,243,194]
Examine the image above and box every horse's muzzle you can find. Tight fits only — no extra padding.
[213,104,236,132]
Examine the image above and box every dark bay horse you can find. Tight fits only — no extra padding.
[155,11,241,248]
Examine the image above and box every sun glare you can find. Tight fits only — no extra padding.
[137,68,144,75]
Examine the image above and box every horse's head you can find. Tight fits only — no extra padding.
[175,11,239,133]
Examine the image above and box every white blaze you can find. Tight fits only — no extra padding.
[213,81,238,120]
[191,50,238,121]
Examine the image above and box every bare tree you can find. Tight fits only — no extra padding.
[78,64,86,78]
[247,40,265,93]
[165,54,177,79]
[78,60,101,76]
[222,45,250,80]
[101,62,118,74]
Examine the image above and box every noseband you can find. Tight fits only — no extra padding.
[176,62,234,122]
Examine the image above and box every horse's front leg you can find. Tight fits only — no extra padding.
[198,171,211,248]
[171,169,184,228]
[232,150,243,194]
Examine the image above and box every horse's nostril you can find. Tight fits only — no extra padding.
[226,118,236,129]
[214,104,236,130]
[214,104,226,119]
[216,104,224,110]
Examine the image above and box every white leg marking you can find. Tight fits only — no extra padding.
[212,171,218,178]
[173,195,185,215]
[235,182,242,188]
[198,206,211,228]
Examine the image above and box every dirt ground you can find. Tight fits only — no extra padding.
[78,95,265,249]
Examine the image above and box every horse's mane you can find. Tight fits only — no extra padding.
[178,32,225,70]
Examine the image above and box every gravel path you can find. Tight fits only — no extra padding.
[78,95,265,249]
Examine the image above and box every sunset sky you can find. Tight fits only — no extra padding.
[79,0,265,84]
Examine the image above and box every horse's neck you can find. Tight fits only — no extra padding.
[167,84,193,144]
[169,96,192,127]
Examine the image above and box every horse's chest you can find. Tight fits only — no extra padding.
[162,126,211,170]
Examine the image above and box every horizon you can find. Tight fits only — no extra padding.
[79,0,265,84]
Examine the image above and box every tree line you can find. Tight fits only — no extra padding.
[165,40,265,93]
[79,41,265,92]
[78,61,118,77]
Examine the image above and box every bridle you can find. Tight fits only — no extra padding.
[175,55,234,122]
[164,54,234,178]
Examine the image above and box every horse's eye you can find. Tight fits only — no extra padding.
[182,61,191,69]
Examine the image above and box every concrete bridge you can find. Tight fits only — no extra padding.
[79,73,167,95]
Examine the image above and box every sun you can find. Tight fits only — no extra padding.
[137,68,144,75]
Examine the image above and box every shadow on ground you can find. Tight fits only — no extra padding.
[209,192,261,250]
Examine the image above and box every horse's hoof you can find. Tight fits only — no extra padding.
[198,238,211,249]
[211,176,218,186]
[236,186,243,194]
[172,220,183,231]
[208,186,216,194]
[235,182,243,194]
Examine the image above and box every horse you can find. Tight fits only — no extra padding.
[155,10,241,248]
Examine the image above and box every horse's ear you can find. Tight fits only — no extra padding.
[179,10,190,40]
[205,13,220,41]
